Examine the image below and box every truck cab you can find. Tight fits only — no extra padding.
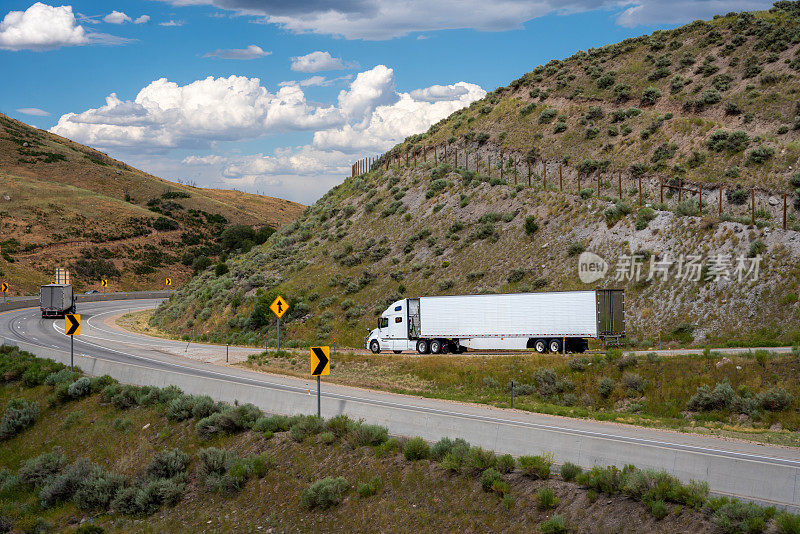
[365,299,418,354]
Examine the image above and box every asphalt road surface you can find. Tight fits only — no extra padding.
[1,299,799,511]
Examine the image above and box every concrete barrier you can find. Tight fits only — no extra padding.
[0,291,173,313]
[3,335,799,512]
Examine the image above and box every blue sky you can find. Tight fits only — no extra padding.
[0,0,775,203]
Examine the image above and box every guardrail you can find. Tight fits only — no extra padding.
[0,291,174,313]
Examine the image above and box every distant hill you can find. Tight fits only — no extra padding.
[152,2,800,348]
[0,113,304,294]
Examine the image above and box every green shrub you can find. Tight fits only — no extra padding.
[167,394,198,421]
[480,468,502,492]
[325,414,354,437]
[73,468,126,511]
[746,146,775,165]
[711,497,774,534]
[0,398,39,440]
[560,462,582,482]
[431,437,469,461]
[777,512,800,534]
[300,477,349,509]
[45,369,79,387]
[577,465,622,494]
[539,108,557,124]
[758,387,793,411]
[465,447,497,473]
[348,422,389,447]
[518,455,551,480]
[356,476,382,498]
[496,454,515,474]
[524,216,539,235]
[641,87,662,105]
[648,499,669,520]
[403,437,430,461]
[567,242,586,256]
[145,449,190,480]
[537,486,559,510]
[598,377,615,399]
[539,514,567,534]
[290,415,325,442]
[579,188,593,199]
[67,377,91,399]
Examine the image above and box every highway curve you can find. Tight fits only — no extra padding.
[1,299,799,511]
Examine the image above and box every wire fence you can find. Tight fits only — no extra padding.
[351,144,798,230]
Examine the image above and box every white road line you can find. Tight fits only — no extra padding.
[42,319,800,469]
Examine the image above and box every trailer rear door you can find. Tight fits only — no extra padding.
[596,289,624,337]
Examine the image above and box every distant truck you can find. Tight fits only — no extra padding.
[365,290,624,354]
[40,284,75,318]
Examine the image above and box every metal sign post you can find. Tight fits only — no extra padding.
[64,314,81,370]
[310,346,331,418]
[269,296,288,351]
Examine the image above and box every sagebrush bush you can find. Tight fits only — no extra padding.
[539,514,567,534]
[0,398,39,440]
[19,448,68,488]
[537,486,558,510]
[496,454,515,474]
[67,377,91,399]
[290,415,325,442]
[300,477,349,509]
[348,422,389,447]
[518,455,551,480]
[560,462,582,482]
[480,468,502,492]
[145,449,190,480]
[357,476,382,498]
[403,437,430,461]
[465,447,496,473]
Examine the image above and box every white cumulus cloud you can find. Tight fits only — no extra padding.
[290,50,346,72]
[615,0,772,27]
[51,65,485,201]
[203,44,270,59]
[159,19,185,26]
[50,75,342,149]
[103,10,131,24]
[134,15,150,24]
[0,2,89,51]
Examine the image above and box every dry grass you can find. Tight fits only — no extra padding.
[0,377,717,533]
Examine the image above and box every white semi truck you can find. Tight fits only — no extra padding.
[40,284,75,318]
[365,289,624,354]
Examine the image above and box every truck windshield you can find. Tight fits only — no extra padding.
[378,318,388,329]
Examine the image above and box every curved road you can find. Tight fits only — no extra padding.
[1,299,799,511]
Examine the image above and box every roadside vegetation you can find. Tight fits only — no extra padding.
[2,345,799,533]
[241,347,800,446]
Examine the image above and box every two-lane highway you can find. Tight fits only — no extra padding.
[2,299,799,511]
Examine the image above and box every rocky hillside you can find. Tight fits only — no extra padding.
[0,114,304,294]
[151,2,800,348]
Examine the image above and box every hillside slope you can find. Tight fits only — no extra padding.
[0,113,304,293]
[152,2,800,349]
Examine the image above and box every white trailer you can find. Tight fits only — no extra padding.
[365,290,624,354]
[40,284,75,318]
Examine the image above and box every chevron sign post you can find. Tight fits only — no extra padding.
[310,346,331,417]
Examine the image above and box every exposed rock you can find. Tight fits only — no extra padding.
[715,357,732,369]
[768,196,779,206]
[770,422,783,431]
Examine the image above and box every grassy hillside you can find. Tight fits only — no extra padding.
[4,346,800,533]
[152,2,800,349]
[0,113,304,294]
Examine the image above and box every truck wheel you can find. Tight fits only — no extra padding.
[369,340,380,354]
[430,339,442,354]
[534,339,547,354]
[549,339,561,354]
[416,340,429,354]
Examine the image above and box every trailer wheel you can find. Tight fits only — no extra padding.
[369,340,380,354]
[416,340,429,354]
[549,339,561,354]
[533,339,547,354]
[430,339,442,354]
[441,343,451,355]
